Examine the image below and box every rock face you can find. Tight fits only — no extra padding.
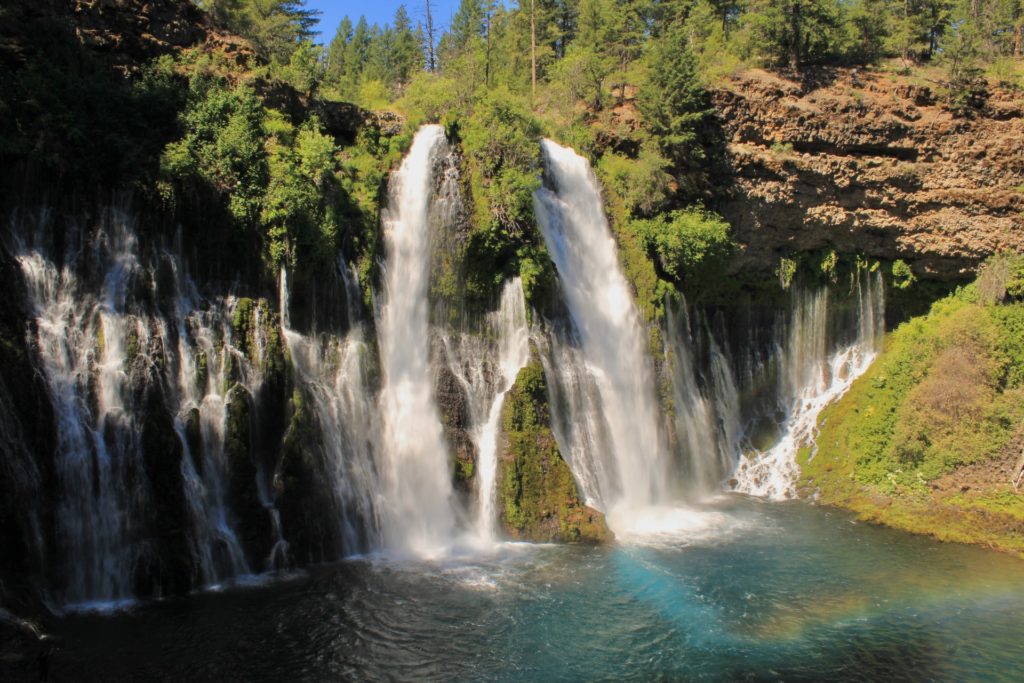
[711,68,1024,280]
[497,358,611,543]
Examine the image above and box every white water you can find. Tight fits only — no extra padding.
[666,301,741,495]
[474,280,530,543]
[533,139,669,526]
[13,210,262,603]
[280,267,382,555]
[376,124,457,556]
[733,271,885,498]
[436,278,530,546]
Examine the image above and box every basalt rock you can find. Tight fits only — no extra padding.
[710,68,1024,281]
[497,357,611,544]
[435,355,478,495]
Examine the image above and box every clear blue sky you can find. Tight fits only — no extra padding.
[306,1,464,45]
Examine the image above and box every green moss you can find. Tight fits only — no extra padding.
[497,358,611,543]
[891,259,916,290]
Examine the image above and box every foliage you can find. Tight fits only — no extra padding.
[639,17,709,167]
[631,208,736,286]
[891,259,917,290]
[596,146,673,216]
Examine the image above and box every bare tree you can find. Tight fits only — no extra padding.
[531,0,537,100]
[425,0,436,72]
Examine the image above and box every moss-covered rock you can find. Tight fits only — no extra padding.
[224,384,274,568]
[497,357,611,543]
[276,388,345,564]
[434,358,477,497]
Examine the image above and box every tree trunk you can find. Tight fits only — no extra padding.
[790,0,801,71]
[425,0,436,72]
[531,0,537,100]
[1015,21,1023,59]
[484,5,492,87]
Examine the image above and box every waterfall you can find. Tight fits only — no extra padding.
[13,209,268,604]
[732,271,885,498]
[376,124,457,555]
[474,280,530,542]
[280,266,382,556]
[533,139,669,523]
[439,279,530,545]
[666,301,742,495]
[168,258,251,585]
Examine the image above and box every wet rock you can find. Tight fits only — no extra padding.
[497,357,612,544]
[224,385,274,570]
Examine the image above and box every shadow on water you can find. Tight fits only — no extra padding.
[35,497,1024,682]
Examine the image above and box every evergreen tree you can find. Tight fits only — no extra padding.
[326,17,353,84]
[639,17,708,167]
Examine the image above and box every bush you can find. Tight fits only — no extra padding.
[631,207,735,286]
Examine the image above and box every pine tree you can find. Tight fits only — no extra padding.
[639,17,708,166]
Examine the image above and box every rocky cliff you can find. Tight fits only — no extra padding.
[712,68,1024,281]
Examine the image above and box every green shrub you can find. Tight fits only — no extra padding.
[631,207,735,286]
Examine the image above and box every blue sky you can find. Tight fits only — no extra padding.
[306,1,464,44]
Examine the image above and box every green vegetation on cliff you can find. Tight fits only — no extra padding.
[800,255,1024,556]
[498,358,611,543]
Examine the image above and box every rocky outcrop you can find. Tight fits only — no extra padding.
[497,358,611,543]
[434,358,478,495]
[711,68,1024,280]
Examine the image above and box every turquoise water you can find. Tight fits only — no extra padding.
[48,497,1024,681]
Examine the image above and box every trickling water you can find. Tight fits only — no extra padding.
[440,279,530,545]
[17,233,138,604]
[13,208,275,604]
[533,139,669,523]
[168,258,250,585]
[666,300,741,495]
[376,124,457,555]
[733,271,885,498]
[280,266,382,556]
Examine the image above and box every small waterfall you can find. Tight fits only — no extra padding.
[17,233,138,604]
[733,271,885,498]
[533,139,669,523]
[666,301,742,495]
[280,266,382,556]
[376,124,457,555]
[13,209,274,604]
[168,259,250,585]
[440,279,530,544]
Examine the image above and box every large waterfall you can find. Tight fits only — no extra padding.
[376,124,458,555]
[3,127,894,611]
[533,139,669,524]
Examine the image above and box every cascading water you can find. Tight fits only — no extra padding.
[440,278,530,545]
[533,139,669,524]
[280,267,382,556]
[12,208,281,604]
[376,124,458,555]
[732,271,885,498]
[666,300,742,495]
[167,258,251,585]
